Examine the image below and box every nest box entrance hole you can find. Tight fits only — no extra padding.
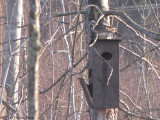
[101,52,112,60]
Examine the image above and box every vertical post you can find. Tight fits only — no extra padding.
[98,109,107,120]
[99,1,119,119]
[98,1,111,119]
[86,0,118,120]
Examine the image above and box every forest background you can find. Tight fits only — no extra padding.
[0,0,160,120]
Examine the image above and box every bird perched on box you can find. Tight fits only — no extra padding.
[98,15,121,36]
[89,17,121,46]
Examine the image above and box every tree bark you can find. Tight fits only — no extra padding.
[28,0,41,119]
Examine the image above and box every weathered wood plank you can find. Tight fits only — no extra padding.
[89,39,120,108]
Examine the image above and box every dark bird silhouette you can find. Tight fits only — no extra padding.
[87,83,93,97]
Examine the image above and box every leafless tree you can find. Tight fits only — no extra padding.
[27,0,41,119]
[0,0,23,119]
[0,0,160,120]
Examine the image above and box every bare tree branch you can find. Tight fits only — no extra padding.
[120,44,160,72]
[103,10,160,40]
[2,100,16,113]
[119,107,159,120]
[44,5,160,41]
[39,52,88,94]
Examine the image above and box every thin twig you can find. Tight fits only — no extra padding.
[119,107,159,120]
[39,52,88,94]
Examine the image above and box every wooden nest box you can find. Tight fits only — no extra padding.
[88,37,121,108]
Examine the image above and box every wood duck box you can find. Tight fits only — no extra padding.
[88,38,121,108]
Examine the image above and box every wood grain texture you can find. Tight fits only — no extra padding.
[89,39,120,108]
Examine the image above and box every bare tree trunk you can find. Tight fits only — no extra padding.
[27,0,41,119]
[0,0,23,118]
[60,0,76,119]
[141,7,152,116]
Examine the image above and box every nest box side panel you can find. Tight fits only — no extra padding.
[89,40,119,108]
